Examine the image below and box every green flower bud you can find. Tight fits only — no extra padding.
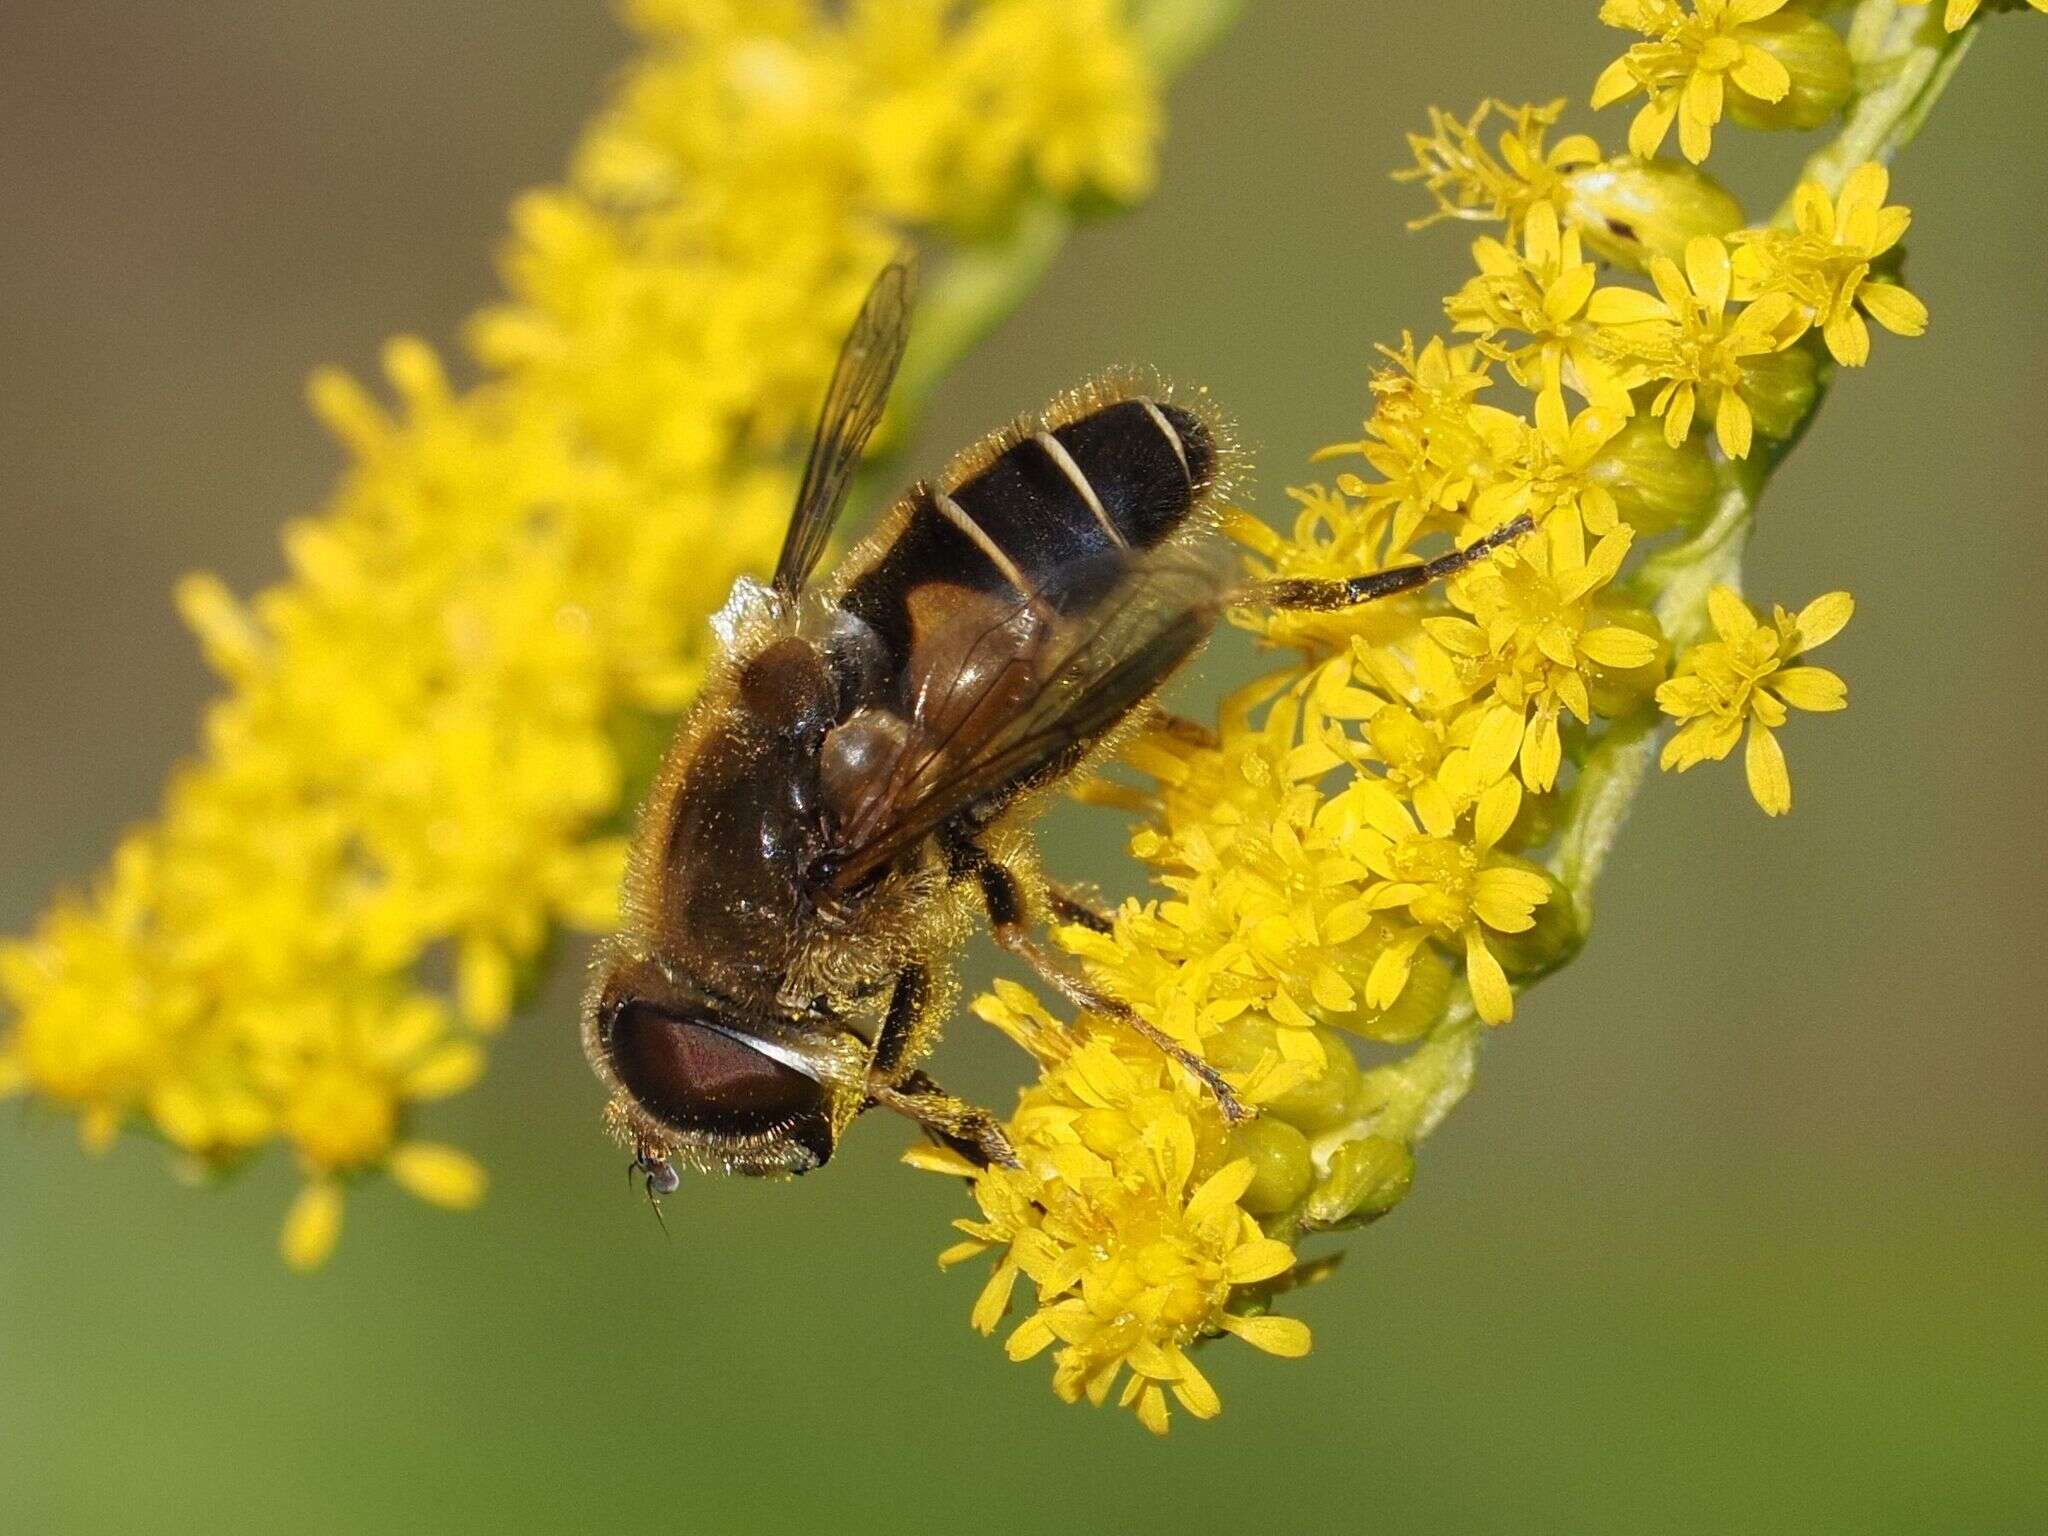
[1585,597,1671,718]
[1586,412,1719,536]
[1206,1015,1279,1076]
[1486,857,1583,980]
[1331,943,1453,1044]
[1305,1136,1414,1230]
[1207,1020,1360,1134]
[1743,344,1821,442]
[1726,14,1854,132]
[1227,1117,1316,1216]
[1563,158,1744,272]
[1500,784,1563,854]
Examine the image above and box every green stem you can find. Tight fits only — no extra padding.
[1319,0,1979,1170]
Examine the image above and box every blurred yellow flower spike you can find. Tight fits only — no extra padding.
[1,0,1187,1264]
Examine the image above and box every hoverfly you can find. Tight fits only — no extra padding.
[583,257,1529,1193]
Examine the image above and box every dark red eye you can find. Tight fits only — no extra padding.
[603,1001,833,1168]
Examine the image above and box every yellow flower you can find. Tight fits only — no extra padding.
[1426,518,1661,791]
[1593,0,1794,164]
[1901,0,2048,31]
[1468,389,1630,544]
[1308,335,1497,560]
[1445,201,1635,410]
[1732,163,1929,367]
[921,985,1310,1435]
[1394,99,1602,236]
[1657,586,1852,815]
[1340,773,1548,1026]
[1588,235,1809,458]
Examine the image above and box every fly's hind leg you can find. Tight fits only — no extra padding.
[945,831,1251,1125]
[1248,513,1535,611]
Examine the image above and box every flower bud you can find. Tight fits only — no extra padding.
[1487,857,1582,980]
[1501,785,1563,854]
[1726,14,1854,132]
[1742,343,1821,442]
[1227,1117,1316,1216]
[1207,1020,1360,1134]
[1264,1027,1363,1134]
[1563,158,1744,272]
[1586,412,1719,536]
[1585,597,1671,718]
[1305,1135,1414,1229]
[1332,943,1453,1044]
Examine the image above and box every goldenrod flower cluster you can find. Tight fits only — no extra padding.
[926,0,2001,1432]
[0,0,1171,1268]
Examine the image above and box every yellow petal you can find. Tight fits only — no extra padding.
[1707,584,1758,643]
[1134,1382,1171,1436]
[1474,776,1522,855]
[1744,723,1793,816]
[1587,287,1670,327]
[1661,712,1744,771]
[400,1042,485,1100]
[1662,383,1697,448]
[1824,307,1871,368]
[1794,590,1854,649]
[1771,666,1848,712]
[389,1143,487,1209]
[1366,935,1419,1011]
[1729,44,1791,103]
[1859,282,1928,337]
[1225,1238,1297,1285]
[1222,1312,1312,1357]
[970,1260,1019,1335]
[1465,928,1515,1025]
[281,1181,344,1272]
[1170,1355,1223,1420]
[1520,710,1563,792]
[1592,56,1640,110]
[1004,1312,1058,1362]
[1188,1157,1257,1222]
[1579,626,1660,669]
[1715,387,1754,461]
[1629,95,1678,160]
[1685,237,1731,315]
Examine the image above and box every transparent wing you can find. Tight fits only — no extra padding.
[830,546,1228,889]
[772,255,917,598]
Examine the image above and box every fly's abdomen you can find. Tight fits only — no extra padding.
[839,391,1220,670]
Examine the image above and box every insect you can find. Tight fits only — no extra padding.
[582,256,1530,1195]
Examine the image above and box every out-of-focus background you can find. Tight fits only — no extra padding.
[2,4,2043,1532]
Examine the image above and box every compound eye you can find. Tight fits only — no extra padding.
[603,1001,833,1168]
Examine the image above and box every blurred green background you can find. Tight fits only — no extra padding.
[3,4,2043,1532]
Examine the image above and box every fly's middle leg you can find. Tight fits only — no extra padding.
[945,830,1250,1124]
[1246,513,1535,611]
